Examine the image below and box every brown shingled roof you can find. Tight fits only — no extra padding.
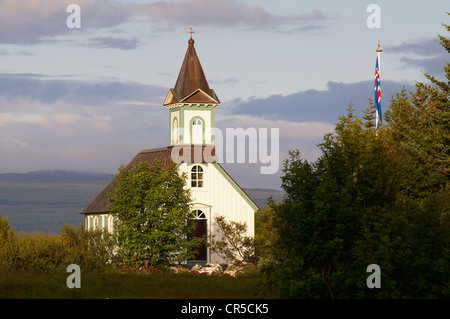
[81,147,173,214]
[81,146,218,215]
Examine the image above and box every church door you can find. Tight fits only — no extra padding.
[188,210,207,263]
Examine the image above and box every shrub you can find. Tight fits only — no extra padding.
[0,218,115,273]
[210,215,258,266]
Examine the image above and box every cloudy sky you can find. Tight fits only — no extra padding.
[0,0,448,190]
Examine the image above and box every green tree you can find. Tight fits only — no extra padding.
[267,107,448,298]
[384,18,449,197]
[210,215,258,266]
[108,161,200,269]
[265,107,400,298]
[254,205,278,266]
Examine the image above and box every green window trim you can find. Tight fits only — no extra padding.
[172,117,179,145]
[190,116,205,144]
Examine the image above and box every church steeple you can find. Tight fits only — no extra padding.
[164,36,219,107]
[165,33,219,146]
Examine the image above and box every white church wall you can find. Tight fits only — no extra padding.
[178,162,256,264]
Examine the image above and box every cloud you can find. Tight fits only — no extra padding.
[386,38,443,56]
[0,49,34,56]
[17,50,34,56]
[400,56,447,78]
[85,36,140,50]
[0,0,134,45]
[0,0,333,46]
[226,80,415,123]
[0,73,166,106]
[385,37,448,77]
[215,114,333,141]
[0,75,169,174]
[134,0,331,33]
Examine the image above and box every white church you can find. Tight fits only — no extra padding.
[81,34,258,265]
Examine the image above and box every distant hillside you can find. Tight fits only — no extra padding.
[244,188,284,208]
[0,170,114,183]
[0,170,283,234]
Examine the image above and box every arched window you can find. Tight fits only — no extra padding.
[191,165,203,188]
[172,117,179,144]
[191,118,203,144]
[193,209,206,219]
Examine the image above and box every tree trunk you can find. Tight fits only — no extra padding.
[320,264,335,299]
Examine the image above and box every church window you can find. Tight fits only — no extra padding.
[193,209,206,219]
[192,118,203,144]
[172,117,179,144]
[108,215,114,233]
[191,165,203,188]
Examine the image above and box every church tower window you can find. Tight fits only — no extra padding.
[172,117,179,145]
[191,118,203,144]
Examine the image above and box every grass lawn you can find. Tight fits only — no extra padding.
[0,271,274,299]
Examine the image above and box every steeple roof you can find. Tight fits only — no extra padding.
[164,37,219,106]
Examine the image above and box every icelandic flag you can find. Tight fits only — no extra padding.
[374,55,382,130]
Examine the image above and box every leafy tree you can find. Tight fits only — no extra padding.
[254,205,278,266]
[266,106,448,298]
[265,107,400,298]
[108,161,200,269]
[384,18,449,197]
[210,215,258,266]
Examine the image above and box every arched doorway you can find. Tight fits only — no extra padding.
[188,209,207,263]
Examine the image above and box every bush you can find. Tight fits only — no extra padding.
[0,218,115,273]
[210,215,258,267]
[60,223,116,272]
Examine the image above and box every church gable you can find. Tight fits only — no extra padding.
[180,89,219,104]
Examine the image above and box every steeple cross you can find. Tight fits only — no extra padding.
[183,25,195,39]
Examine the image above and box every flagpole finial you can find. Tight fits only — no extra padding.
[376,40,382,52]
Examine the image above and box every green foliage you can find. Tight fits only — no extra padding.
[60,223,115,271]
[0,217,114,272]
[266,106,449,298]
[254,205,277,266]
[0,215,15,243]
[263,21,450,299]
[210,215,258,266]
[384,17,449,197]
[108,161,199,269]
